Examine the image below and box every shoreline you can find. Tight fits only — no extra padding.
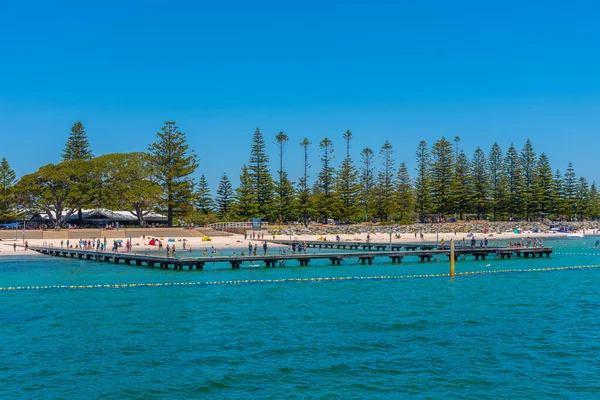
[0,229,591,257]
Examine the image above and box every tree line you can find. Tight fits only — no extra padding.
[0,123,598,227]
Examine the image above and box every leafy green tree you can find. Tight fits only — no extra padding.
[504,144,523,219]
[297,138,312,225]
[430,137,455,217]
[374,141,396,221]
[487,143,506,220]
[414,140,431,222]
[147,121,198,226]
[0,157,17,222]
[216,173,234,219]
[62,121,93,161]
[396,161,413,221]
[274,131,295,223]
[336,130,360,221]
[15,162,81,228]
[195,173,214,215]
[248,128,274,219]
[534,153,553,216]
[315,138,336,222]
[588,182,600,219]
[470,147,489,219]
[359,147,375,223]
[520,139,537,219]
[92,153,162,225]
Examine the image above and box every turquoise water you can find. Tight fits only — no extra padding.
[1,238,600,398]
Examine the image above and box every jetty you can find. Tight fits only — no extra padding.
[29,245,552,271]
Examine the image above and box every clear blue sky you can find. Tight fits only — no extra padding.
[1,0,599,190]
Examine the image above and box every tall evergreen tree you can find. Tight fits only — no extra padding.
[563,162,577,219]
[452,150,472,220]
[535,153,553,216]
[375,140,396,221]
[551,169,564,219]
[274,132,295,223]
[504,144,523,219]
[588,182,600,219]
[414,141,431,222]
[575,177,589,221]
[0,157,17,222]
[195,174,214,214]
[147,121,199,226]
[234,165,258,219]
[315,138,336,222]
[336,130,360,221]
[297,138,312,225]
[216,173,234,219]
[396,162,413,221]
[430,137,455,217]
[62,121,93,161]
[248,128,274,219]
[487,143,506,220]
[359,147,375,223]
[470,147,489,219]
[520,139,538,219]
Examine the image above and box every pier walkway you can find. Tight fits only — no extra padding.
[29,245,552,271]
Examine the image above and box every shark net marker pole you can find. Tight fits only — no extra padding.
[450,239,455,277]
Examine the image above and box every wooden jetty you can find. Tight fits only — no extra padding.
[29,245,552,271]
[268,239,440,251]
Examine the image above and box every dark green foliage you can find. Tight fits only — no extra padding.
[147,121,198,226]
[414,140,431,222]
[470,147,489,219]
[487,143,505,220]
[504,144,523,218]
[297,138,312,225]
[520,139,537,219]
[0,157,17,222]
[216,173,234,219]
[336,130,360,221]
[62,121,93,161]
[374,141,396,221]
[396,162,413,221]
[195,174,215,215]
[274,132,295,222]
[359,147,375,223]
[248,128,274,219]
[315,138,336,222]
[430,137,454,217]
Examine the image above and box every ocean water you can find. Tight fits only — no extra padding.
[1,238,600,399]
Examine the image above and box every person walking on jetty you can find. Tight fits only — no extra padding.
[253,244,258,256]
[263,241,268,255]
[172,245,176,258]
[484,238,488,248]
[248,242,253,255]
[166,245,171,257]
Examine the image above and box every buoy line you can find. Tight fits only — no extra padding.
[555,252,600,256]
[0,265,599,292]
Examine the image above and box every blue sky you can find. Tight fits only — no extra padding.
[1,0,599,190]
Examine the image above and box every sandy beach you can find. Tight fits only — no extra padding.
[1,228,592,257]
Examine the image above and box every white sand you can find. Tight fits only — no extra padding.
[0,228,593,257]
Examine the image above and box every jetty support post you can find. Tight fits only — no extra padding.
[450,239,455,277]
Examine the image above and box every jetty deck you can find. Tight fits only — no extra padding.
[29,245,552,271]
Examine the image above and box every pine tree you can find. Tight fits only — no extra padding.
[62,121,93,161]
[359,147,375,223]
[564,162,577,219]
[297,138,312,225]
[452,150,472,220]
[575,177,589,221]
[234,165,258,219]
[520,139,537,220]
[0,157,17,222]
[375,140,396,221]
[430,137,455,217]
[195,174,214,214]
[551,169,564,219]
[396,162,413,221]
[336,130,360,222]
[148,121,199,226]
[248,128,274,219]
[274,132,295,223]
[504,144,523,219]
[588,182,600,219]
[488,143,506,220]
[471,147,489,219]
[216,173,234,219]
[315,138,336,222]
[414,141,431,222]
[535,153,553,216]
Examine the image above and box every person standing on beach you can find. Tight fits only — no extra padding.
[13,242,17,252]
